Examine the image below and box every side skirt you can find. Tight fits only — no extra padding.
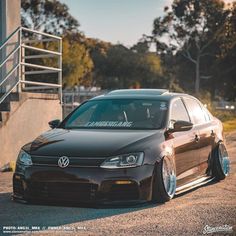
[175,176,215,195]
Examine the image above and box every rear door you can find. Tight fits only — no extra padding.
[183,97,214,177]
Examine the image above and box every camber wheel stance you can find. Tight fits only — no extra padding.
[212,142,230,180]
[152,155,176,203]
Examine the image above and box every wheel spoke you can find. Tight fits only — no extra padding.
[162,157,176,198]
[219,144,230,176]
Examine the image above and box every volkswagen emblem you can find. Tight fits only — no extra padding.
[58,156,70,168]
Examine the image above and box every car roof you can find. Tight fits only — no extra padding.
[108,89,169,96]
[91,89,194,101]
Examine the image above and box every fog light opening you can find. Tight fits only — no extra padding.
[15,175,21,180]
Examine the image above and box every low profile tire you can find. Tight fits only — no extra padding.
[152,156,176,203]
[212,142,230,180]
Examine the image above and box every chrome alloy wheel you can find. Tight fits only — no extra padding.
[162,156,176,198]
[218,144,230,176]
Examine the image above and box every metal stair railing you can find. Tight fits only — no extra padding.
[0,27,62,105]
[0,27,21,104]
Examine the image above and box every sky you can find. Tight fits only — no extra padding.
[60,0,171,47]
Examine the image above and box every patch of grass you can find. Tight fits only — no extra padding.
[212,110,235,122]
[212,109,236,132]
[223,119,236,133]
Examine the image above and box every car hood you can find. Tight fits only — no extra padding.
[23,128,163,157]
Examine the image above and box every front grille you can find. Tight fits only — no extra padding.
[109,184,139,201]
[28,182,98,201]
[31,155,106,167]
[13,179,24,195]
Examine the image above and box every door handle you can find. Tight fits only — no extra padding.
[195,134,200,142]
[211,130,215,137]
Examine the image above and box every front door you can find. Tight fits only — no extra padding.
[168,98,201,187]
[183,97,214,178]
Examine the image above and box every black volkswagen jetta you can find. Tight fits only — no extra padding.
[13,89,230,204]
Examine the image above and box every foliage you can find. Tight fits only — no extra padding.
[20,0,165,90]
[21,1,94,87]
[62,35,94,87]
[21,0,236,101]
[151,0,236,96]
[223,118,236,132]
[88,42,164,89]
[23,34,94,88]
[213,110,236,122]
[21,0,79,36]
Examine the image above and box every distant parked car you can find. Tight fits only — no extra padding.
[214,100,236,110]
[13,89,230,204]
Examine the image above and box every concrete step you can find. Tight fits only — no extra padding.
[9,93,20,101]
[0,93,20,102]
[0,111,9,123]
[0,102,10,112]
[0,93,20,113]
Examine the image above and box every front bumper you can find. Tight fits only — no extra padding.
[13,164,154,204]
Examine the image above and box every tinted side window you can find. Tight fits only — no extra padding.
[170,99,190,122]
[202,106,212,122]
[183,98,206,124]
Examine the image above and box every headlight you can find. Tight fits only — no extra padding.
[100,152,144,169]
[17,150,32,166]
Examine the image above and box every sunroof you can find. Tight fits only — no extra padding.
[107,89,169,96]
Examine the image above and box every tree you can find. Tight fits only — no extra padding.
[131,40,149,54]
[21,1,95,87]
[87,40,164,89]
[62,34,94,87]
[213,2,236,99]
[21,0,79,36]
[84,38,112,87]
[23,33,94,88]
[152,0,231,94]
[134,52,165,88]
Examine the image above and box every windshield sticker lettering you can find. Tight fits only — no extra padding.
[142,103,152,106]
[85,121,133,127]
[160,102,167,110]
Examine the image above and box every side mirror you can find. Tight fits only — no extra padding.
[48,119,61,129]
[169,120,193,133]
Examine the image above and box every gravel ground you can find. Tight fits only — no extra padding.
[0,132,236,236]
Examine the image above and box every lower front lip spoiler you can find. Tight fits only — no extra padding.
[12,194,28,204]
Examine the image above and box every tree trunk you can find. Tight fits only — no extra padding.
[195,56,200,94]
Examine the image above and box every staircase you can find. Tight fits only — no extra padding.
[0,27,62,123]
[0,27,63,167]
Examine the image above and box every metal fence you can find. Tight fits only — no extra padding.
[62,90,105,117]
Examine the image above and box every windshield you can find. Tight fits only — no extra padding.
[63,99,168,130]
